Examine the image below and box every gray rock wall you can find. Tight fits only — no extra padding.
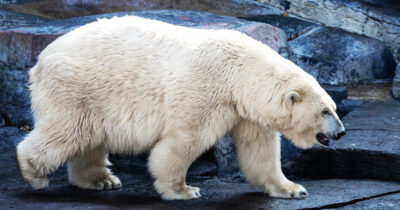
[246,15,396,85]
[256,0,400,53]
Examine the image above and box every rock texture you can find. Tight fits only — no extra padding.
[256,0,400,51]
[246,15,396,85]
[1,0,281,19]
[322,85,348,104]
[337,99,364,119]
[0,8,49,29]
[0,9,286,126]
[0,113,4,127]
[392,64,400,99]
[214,136,239,176]
[245,15,320,41]
[0,70,32,126]
[288,27,395,85]
[0,126,26,178]
[285,102,400,181]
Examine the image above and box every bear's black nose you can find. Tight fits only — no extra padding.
[338,131,346,137]
[334,131,346,140]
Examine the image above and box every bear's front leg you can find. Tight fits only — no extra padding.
[68,147,121,190]
[148,131,205,200]
[233,120,307,198]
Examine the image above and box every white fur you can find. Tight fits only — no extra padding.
[16,16,340,199]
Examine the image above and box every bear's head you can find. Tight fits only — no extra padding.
[231,42,345,149]
[272,67,346,149]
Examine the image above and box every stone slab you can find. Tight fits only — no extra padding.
[338,192,400,210]
[342,102,400,131]
[337,99,364,119]
[285,102,400,181]
[1,174,399,209]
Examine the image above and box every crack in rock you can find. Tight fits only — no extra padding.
[300,190,400,210]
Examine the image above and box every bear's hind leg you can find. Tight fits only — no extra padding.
[148,132,205,200]
[17,129,78,190]
[68,147,121,190]
[233,120,307,199]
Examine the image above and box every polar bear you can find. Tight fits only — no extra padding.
[16,15,345,200]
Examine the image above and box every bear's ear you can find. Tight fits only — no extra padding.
[286,91,301,105]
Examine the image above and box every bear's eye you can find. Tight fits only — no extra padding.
[322,109,330,115]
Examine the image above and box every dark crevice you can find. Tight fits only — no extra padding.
[0,110,13,126]
[300,190,400,210]
[345,128,398,132]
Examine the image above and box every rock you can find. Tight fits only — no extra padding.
[0,9,287,125]
[322,85,348,104]
[284,102,400,181]
[1,171,400,209]
[392,64,400,99]
[244,15,320,41]
[0,113,5,127]
[0,69,32,126]
[280,136,300,163]
[2,127,399,209]
[339,192,400,210]
[213,135,302,176]
[214,136,239,175]
[0,8,49,30]
[188,160,218,176]
[244,15,396,85]
[288,27,396,85]
[109,154,149,175]
[342,102,400,131]
[1,0,281,19]
[255,0,400,52]
[0,126,26,179]
[337,99,364,119]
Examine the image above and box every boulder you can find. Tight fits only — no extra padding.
[188,160,218,176]
[245,15,396,85]
[255,0,400,53]
[392,64,400,99]
[0,9,286,126]
[337,99,364,119]
[288,27,396,85]
[322,85,347,104]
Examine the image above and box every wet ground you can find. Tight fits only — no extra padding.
[1,167,399,209]
[1,98,400,209]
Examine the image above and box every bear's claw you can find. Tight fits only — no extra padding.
[95,175,122,190]
[266,181,308,199]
